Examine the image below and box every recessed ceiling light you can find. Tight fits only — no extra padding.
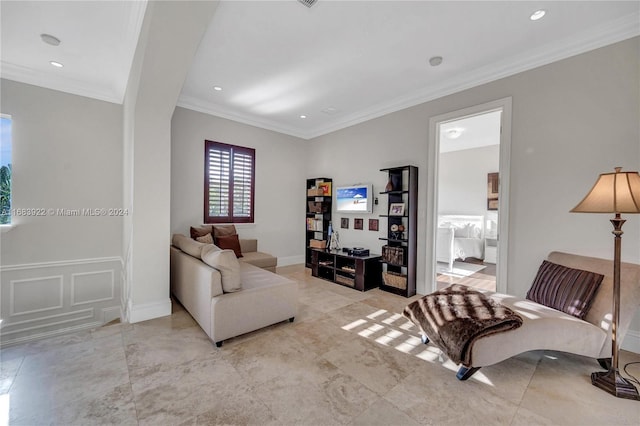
[321,107,339,115]
[213,86,222,91]
[444,128,464,139]
[300,115,307,119]
[40,33,61,46]
[429,56,443,67]
[530,10,546,21]
[49,61,63,68]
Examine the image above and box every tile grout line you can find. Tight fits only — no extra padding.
[120,326,141,426]
[508,352,544,426]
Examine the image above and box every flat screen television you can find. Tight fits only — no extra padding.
[335,184,373,213]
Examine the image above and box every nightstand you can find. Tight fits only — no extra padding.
[484,238,497,264]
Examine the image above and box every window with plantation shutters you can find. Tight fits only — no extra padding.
[204,140,255,223]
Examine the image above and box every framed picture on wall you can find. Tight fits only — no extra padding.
[369,219,379,231]
[341,217,349,229]
[354,218,363,230]
[487,172,499,211]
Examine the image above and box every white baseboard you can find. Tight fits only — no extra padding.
[622,329,640,354]
[0,321,103,348]
[128,298,172,323]
[103,306,122,323]
[278,255,304,267]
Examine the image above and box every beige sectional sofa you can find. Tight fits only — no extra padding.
[170,234,296,346]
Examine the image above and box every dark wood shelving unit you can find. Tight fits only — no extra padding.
[305,177,332,268]
[311,249,381,291]
[379,165,418,297]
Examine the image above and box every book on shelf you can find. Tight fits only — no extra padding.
[306,217,323,231]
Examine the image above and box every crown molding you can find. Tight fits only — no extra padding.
[181,11,639,140]
[176,95,309,140]
[0,1,147,105]
[1,60,122,104]
[3,8,636,138]
[303,12,640,139]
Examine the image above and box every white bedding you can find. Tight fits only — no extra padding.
[436,215,485,270]
[454,237,484,260]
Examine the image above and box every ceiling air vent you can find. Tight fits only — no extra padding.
[298,0,318,8]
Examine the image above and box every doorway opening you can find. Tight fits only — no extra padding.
[426,98,511,295]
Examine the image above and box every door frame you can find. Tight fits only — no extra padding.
[425,97,512,294]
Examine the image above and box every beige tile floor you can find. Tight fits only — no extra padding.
[1,264,639,425]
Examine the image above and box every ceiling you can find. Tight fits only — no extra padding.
[440,110,501,153]
[0,0,146,104]
[2,1,638,140]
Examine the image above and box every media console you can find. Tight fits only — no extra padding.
[310,248,382,292]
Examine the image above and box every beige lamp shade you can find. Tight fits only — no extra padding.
[571,167,640,214]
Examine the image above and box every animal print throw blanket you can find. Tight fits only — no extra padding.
[403,284,523,366]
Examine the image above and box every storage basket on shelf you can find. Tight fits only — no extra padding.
[382,271,407,290]
[382,245,404,266]
[335,275,355,287]
[310,239,327,249]
[308,201,329,213]
[307,188,325,197]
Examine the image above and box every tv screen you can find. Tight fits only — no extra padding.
[335,184,373,213]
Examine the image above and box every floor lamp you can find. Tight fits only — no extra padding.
[571,167,640,400]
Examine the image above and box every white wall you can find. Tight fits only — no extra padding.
[438,145,500,216]
[0,79,123,344]
[171,107,308,265]
[308,37,640,349]
[122,1,219,323]
[308,104,430,290]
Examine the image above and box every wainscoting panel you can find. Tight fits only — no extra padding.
[0,257,122,347]
[10,276,64,316]
[71,270,115,306]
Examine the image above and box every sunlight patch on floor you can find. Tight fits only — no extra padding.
[0,394,9,426]
[395,336,422,353]
[470,370,494,386]
[374,329,403,346]
[366,309,388,320]
[382,313,403,325]
[339,306,501,388]
[358,323,384,338]
[342,318,367,331]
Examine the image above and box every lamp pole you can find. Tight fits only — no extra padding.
[590,215,639,400]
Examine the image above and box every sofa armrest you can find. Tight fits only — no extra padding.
[170,247,224,338]
[239,238,257,253]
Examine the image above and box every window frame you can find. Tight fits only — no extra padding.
[203,140,255,224]
[0,114,12,227]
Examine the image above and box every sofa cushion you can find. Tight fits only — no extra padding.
[216,234,243,258]
[213,225,237,240]
[201,246,241,292]
[196,233,214,244]
[190,225,213,240]
[239,238,258,253]
[240,251,277,269]
[526,260,604,320]
[172,234,207,259]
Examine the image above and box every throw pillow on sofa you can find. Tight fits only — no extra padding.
[190,225,213,240]
[201,246,241,292]
[526,260,604,320]
[213,224,237,240]
[173,234,207,259]
[195,233,214,244]
[216,234,243,258]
